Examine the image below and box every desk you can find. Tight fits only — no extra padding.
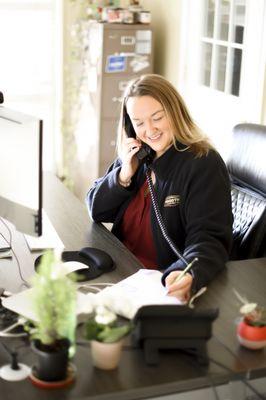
[0,172,265,400]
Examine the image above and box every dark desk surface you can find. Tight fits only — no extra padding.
[0,172,265,400]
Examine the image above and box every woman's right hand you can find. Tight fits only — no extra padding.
[119,137,141,184]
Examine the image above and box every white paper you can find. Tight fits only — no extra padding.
[2,270,185,323]
[2,289,93,322]
[135,41,151,55]
[94,269,183,319]
[136,30,152,41]
[24,210,64,251]
[130,56,150,73]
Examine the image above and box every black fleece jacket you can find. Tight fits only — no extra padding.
[86,145,233,293]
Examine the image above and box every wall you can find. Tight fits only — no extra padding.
[141,0,182,88]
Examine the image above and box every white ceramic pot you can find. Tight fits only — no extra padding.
[91,340,123,370]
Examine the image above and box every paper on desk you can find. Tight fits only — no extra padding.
[24,210,64,251]
[2,289,94,321]
[94,269,183,319]
[2,270,184,322]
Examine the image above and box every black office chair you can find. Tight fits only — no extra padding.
[227,123,266,260]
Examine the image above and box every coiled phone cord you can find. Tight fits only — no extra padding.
[145,167,189,266]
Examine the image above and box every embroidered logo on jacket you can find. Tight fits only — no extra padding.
[164,195,180,207]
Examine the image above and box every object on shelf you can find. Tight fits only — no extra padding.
[105,7,124,23]
[121,9,135,24]
[101,4,151,25]
[138,10,151,24]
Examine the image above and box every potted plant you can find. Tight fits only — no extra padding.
[28,250,77,382]
[84,305,132,370]
[234,290,266,350]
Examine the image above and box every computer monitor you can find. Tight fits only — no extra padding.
[0,104,42,239]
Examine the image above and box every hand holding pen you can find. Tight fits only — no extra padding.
[165,258,198,302]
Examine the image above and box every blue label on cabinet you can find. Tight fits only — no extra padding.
[106,55,126,73]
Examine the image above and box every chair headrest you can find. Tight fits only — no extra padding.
[227,123,266,196]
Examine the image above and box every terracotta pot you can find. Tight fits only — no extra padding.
[237,320,266,350]
[91,340,123,370]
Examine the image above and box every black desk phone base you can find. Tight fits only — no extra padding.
[132,305,219,365]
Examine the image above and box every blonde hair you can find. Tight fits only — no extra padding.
[117,74,213,158]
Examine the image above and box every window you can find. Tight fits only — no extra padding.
[201,0,246,96]
[0,0,62,171]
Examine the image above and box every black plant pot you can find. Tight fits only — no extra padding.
[31,339,70,382]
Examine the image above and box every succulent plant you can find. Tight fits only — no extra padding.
[85,305,132,343]
[234,289,266,327]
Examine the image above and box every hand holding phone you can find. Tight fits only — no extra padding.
[124,112,155,164]
[119,137,141,185]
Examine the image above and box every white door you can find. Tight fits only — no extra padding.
[179,0,266,159]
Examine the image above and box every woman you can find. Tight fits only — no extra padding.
[87,74,233,301]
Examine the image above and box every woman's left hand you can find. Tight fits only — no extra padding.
[165,271,193,302]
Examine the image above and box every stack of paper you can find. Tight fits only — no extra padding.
[94,269,183,319]
[2,270,194,322]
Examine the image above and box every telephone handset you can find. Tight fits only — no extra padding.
[124,112,155,164]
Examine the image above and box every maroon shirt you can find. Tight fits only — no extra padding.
[120,181,158,269]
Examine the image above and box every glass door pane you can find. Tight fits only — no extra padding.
[201,42,213,86]
[232,0,246,43]
[230,48,242,95]
[215,45,227,91]
[203,0,215,37]
[217,0,230,41]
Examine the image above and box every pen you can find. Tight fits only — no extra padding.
[173,257,198,285]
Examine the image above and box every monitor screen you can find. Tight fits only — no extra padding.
[0,106,42,236]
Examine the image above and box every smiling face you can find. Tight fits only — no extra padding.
[126,95,174,158]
